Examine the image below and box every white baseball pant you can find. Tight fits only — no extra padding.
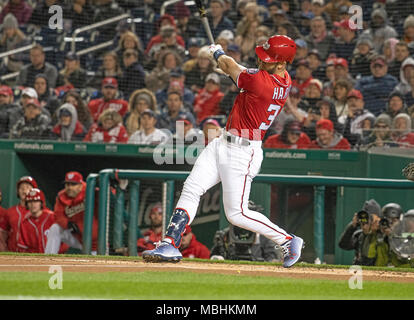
[45,223,83,254]
[176,133,292,246]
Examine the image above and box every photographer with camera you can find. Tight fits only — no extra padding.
[210,201,282,262]
[338,199,382,265]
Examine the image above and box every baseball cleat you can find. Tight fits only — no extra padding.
[280,236,304,268]
[142,241,183,263]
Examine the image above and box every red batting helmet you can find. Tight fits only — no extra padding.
[255,35,297,64]
[25,188,45,208]
[16,176,38,198]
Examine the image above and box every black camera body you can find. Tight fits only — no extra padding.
[357,210,369,225]
[379,217,390,229]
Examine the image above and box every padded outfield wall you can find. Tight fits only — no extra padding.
[0,139,413,264]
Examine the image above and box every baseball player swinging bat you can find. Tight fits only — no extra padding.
[143,18,304,267]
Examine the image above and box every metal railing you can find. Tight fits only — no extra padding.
[83,169,414,261]
[0,43,35,60]
[71,13,130,52]
[160,0,196,16]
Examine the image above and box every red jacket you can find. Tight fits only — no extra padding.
[17,209,55,253]
[88,98,128,122]
[193,88,224,124]
[54,183,99,249]
[0,204,28,252]
[394,133,414,148]
[53,121,86,140]
[180,234,210,259]
[83,123,129,143]
[310,137,351,150]
[264,133,312,149]
[137,229,162,255]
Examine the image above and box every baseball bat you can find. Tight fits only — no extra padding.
[194,0,215,45]
[194,0,231,78]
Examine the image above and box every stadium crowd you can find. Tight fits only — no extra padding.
[0,1,414,263]
[0,0,413,149]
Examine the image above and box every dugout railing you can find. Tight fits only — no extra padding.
[82,169,414,263]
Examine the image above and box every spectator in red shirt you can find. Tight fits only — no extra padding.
[84,109,129,143]
[137,203,163,255]
[392,113,414,148]
[264,120,312,149]
[180,225,210,259]
[87,77,128,122]
[0,176,37,252]
[17,188,55,253]
[45,171,99,254]
[193,73,224,124]
[311,118,351,150]
[52,103,87,142]
[0,1,33,26]
[292,59,313,96]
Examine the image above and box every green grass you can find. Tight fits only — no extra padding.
[0,270,413,300]
[1,253,414,300]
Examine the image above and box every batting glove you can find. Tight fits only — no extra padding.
[208,44,225,62]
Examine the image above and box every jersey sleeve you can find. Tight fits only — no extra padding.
[237,69,263,94]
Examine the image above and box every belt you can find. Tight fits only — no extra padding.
[224,132,251,146]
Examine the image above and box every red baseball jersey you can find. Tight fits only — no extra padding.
[17,209,55,253]
[137,229,162,255]
[226,68,292,140]
[88,98,129,122]
[180,234,211,259]
[54,183,99,250]
[0,204,28,252]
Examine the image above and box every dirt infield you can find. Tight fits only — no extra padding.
[0,255,413,283]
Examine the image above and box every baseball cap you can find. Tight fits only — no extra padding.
[64,171,84,184]
[25,98,41,108]
[307,48,321,59]
[205,73,220,84]
[183,225,192,235]
[176,114,192,125]
[141,109,156,118]
[59,108,72,117]
[334,57,349,69]
[309,79,323,92]
[0,85,12,96]
[102,77,118,88]
[150,203,162,214]
[188,37,205,48]
[287,120,302,134]
[295,39,307,49]
[65,51,79,61]
[170,67,184,78]
[22,87,38,99]
[347,89,363,100]
[297,59,310,68]
[316,119,334,132]
[203,118,221,128]
[334,19,355,31]
[370,55,387,66]
[227,44,240,53]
